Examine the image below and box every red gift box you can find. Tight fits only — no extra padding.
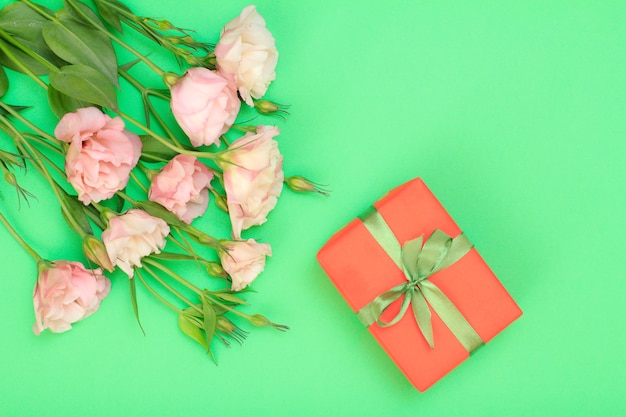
[316,178,522,391]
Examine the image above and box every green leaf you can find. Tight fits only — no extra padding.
[92,0,124,33]
[62,0,106,30]
[47,85,93,119]
[202,300,217,349]
[61,191,94,234]
[0,104,29,117]
[119,59,141,72]
[0,3,53,41]
[134,200,187,229]
[0,66,9,96]
[139,135,179,163]
[178,313,210,351]
[0,40,56,76]
[42,16,118,86]
[0,3,66,75]
[130,272,146,336]
[49,64,117,110]
[212,292,248,306]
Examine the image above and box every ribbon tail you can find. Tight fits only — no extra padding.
[420,280,483,353]
[411,286,434,348]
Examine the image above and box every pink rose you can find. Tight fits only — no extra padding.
[218,125,283,238]
[55,107,142,205]
[170,67,240,147]
[33,261,111,335]
[148,154,214,224]
[102,209,170,277]
[215,5,278,106]
[219,239,272,291]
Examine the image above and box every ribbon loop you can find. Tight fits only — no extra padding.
[355,206,483,353]
[357,283,409,327]
[401,236,424,283]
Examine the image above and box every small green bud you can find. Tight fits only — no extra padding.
[249,313,271,327]
[144,18,177,31]
[162,72,182,88]
[83,235,114,271]
[206,261,228,279]
[253,99,289,116]
[285,175,330,197]
[3,170,17,187]
[100,208,117,225]
[212,191,229,213]
[216,316,236,334]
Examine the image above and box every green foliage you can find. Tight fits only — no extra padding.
[0,3,65,75]
[49,64,117,111]
[47,85,93,119]
[42,13,118,87]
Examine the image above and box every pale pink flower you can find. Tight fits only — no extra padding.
[218,125,283,238]
[102,209,170,277]
[54,107,142,205]
[148,154,214,224]
[170,67,240,147]
[33,261,110,335]
[215,5,278,106]
[219,239,272,291]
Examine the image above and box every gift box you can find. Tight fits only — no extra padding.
[316,178,522,391]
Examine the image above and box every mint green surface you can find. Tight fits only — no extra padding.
[1,1,625,416]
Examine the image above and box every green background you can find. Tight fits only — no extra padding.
[1,0,625,416]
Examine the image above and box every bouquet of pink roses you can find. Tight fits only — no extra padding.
[0,0,325,359]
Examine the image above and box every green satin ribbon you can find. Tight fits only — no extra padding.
[356,207,484,352]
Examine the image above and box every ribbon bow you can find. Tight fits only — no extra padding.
[356,207,483,352]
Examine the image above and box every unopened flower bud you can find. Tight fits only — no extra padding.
[285,175,330,197]
[4,170,17,186]
[144,18,176,31]
[249,313,271,327]
[206,261,228,279]
[216,316,236,334]
[162,72,182,89]
[212,191,229,213]
[253,99,289,117]
[82,235,114,271]
[202,52,217,69]
[100,208,117,224]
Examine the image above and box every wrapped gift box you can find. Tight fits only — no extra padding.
[317,178,522,391]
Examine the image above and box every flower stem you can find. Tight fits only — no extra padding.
[0,209,43,263]
[141,263,202,314]
[4,124,86,237]
[118,110,218,161]
[129,170,149,194]
[142,257,203,296]
[0,27,58,74]
[0,38,47,90]
[0,102,58,144]
[135,268,183,314]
